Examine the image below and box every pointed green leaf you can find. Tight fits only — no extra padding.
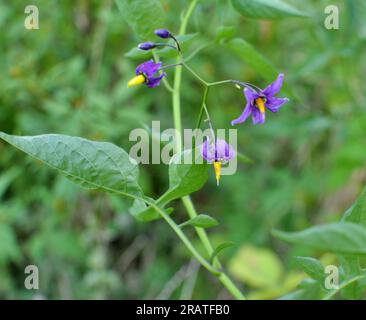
[294,256,324,282]
[115,0,165,40]
[226,38,295,98]
[273,223,366,256]
[180,214,219,229]
[129,148,208,222]
[340,187,366,298]
[342,186,366,226]
[226,38,278,82]
[161,148,209,203]
[210,241,235,264]
[0,132,142,202]
[231,0,308,20]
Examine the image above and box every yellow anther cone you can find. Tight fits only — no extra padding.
[128,74,146,87]
[255,97,266,113]
[214,161,221,186]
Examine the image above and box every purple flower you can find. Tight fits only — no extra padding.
[201,138,235,163]
[201,138,235,186]
[154,29,171,39]
[138,42,156,51]
[231,73,289,125]
[128,60,166,88]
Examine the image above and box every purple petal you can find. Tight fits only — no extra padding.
[201,140,215,162]
[244,87,258,102]
[262,73,284,97]
[216,139,235,162]
[135,60,161,77]
[201,138,235,162]
[214,139,235,162]
[146,72,166,88]
[252,108,265,125]
[231,103,253,125]
[266,97,289,113]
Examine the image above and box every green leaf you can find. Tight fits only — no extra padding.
[0,132,142,201]
[231,0,308,20]
[340,187,366,298]
[226,38,278,82]
[215,26,236,43]
[273,222,366,256]
[226,38,296,99]
[294,256,324,282]
[115,0,165,40]
[342,186,366,226]
[180,214,219,229]
[210,241,235,264]
[323,274,366,300]
[129,148,208,222]
[160,148,209,203]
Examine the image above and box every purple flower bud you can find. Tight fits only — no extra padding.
[154,29,171,39]
[138,42,156,51]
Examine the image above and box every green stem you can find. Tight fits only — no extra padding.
[172,65,183,152]
[151,201,220,276]
[195,86,209,129]
[182,63,208,86]
[171,0,246,300]
[182,196,246,300]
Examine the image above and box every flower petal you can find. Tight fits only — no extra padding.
[231,102,253,125]
[135,60,162,77]
[252,108,265,124]
[146,72,166,88]
[266,97,289,113]
[201,139,215,162]
[262,73,284,97]
[217,139,235,162]
[244,87,257,102]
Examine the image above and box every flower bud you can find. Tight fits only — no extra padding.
[154,29,171,39]
[138,42,156,51]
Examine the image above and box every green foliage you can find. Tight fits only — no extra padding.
[0,133,142,201]
[115,0,165,40]
[129,148,208,221]
[231,0,308,19]
[343,186,366,226]
[294,256,324,282]
[1,0,366,300]
[161,148,209,203]
[273,223,366,255]
[210,242,235,264]
[180,214,219,228]
[226,38,278,82]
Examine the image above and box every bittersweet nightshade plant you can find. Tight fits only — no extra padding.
[231,73,289,125]
[0,0,294,301]
[121,21,291,299]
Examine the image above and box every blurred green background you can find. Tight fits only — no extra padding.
[1,0,366,299]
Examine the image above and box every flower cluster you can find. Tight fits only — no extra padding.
[128,28,289,185]
[127,29,178,88]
